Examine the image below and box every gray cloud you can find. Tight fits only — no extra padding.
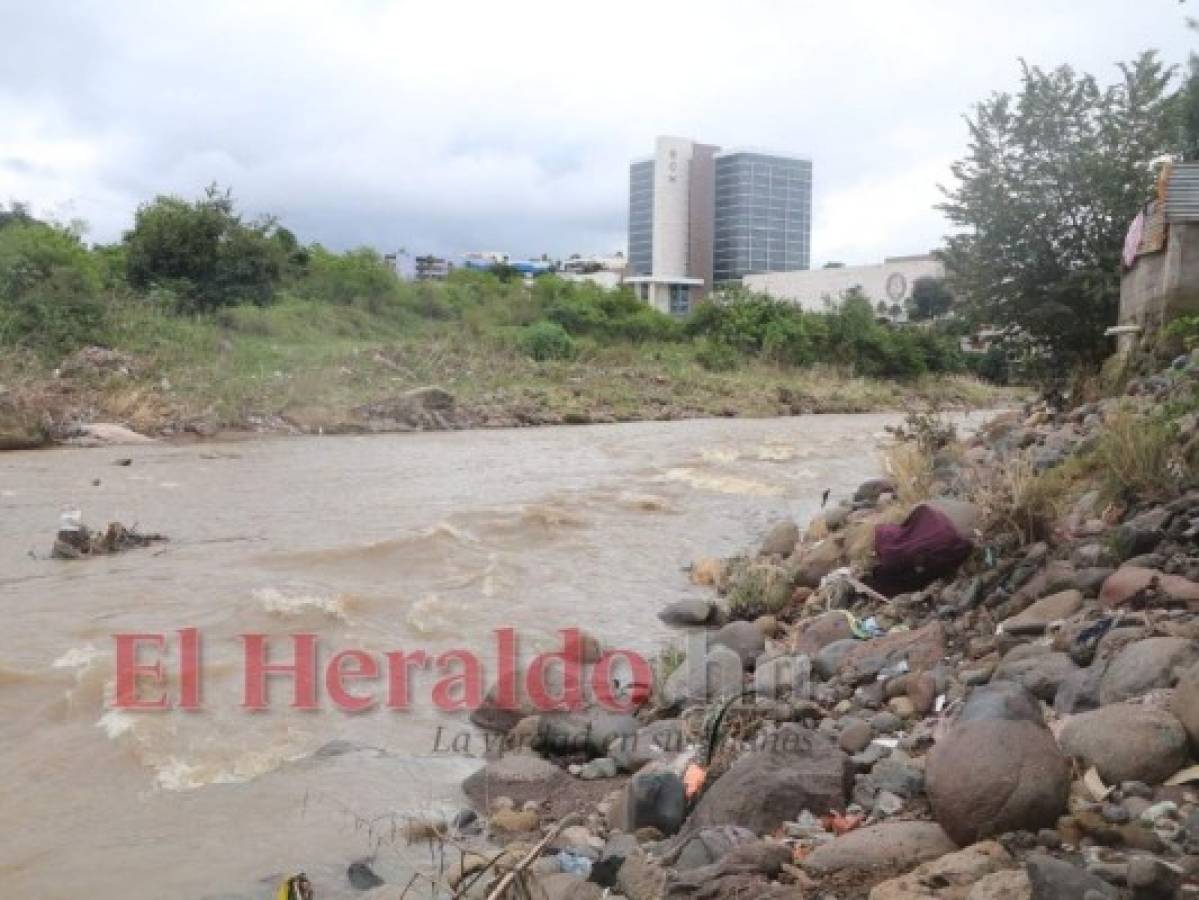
[0,0,1193,264]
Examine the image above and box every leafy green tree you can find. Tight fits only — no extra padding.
[0,202,36,231]
[908,276,954,321]
[1175,56,1199,159]
[123,185,284,311]
[940,52,1176,369]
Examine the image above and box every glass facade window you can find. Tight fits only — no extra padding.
[713,153,811,284]
[668,284,690,316]
[628,160,654,276]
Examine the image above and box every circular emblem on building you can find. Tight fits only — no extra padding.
[885,272,908,301]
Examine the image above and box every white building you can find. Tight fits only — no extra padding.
[560,270,624,290]
[743,254,944,314]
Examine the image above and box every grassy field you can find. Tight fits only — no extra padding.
[1,294,1012,442]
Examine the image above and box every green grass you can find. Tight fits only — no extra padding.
[4,291,1012,435]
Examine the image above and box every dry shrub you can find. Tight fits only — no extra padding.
[969,451,1092,543]
[884,442,935,506]
[805,515,830,542]
[401,816,447,843]
[1067,367,1103,406]
[1094,406,1181,501]
[690,557,725,586]
[653,641,687,686]
[725,561,793,618]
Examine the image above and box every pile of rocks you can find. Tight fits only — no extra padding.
[446,354,1199,899]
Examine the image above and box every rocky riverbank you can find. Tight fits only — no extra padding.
[411,351,1199,899]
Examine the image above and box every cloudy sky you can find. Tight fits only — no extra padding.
[1,1,1194,266]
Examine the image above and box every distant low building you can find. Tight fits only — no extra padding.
[561,253,627,275]
[383,251,415,280]
[743,254,944,314]
[414,255,453,281]
[461,250,510,271]
[560,270,623,290]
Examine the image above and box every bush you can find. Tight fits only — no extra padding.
[302,246,399,309]
[695,339,742,372]
[0,220,106,353]
[540,278,680,343]
[688,287,961,376]
[968,346,1010,384]
[518,320,576,361]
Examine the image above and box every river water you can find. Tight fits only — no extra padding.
[0,413,975,898]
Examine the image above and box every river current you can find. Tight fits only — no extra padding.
[0,413,978,898]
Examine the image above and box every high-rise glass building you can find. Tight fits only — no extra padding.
[626,137,811,314]
[713,151,811,283]
[627,159,655,277]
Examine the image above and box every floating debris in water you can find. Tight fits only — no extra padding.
[51,512,166,559]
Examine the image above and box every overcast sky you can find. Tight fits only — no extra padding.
[1,1,1195,266]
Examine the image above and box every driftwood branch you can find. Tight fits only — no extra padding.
[481,813,579,900]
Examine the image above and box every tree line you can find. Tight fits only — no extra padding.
[4,44,1196,380]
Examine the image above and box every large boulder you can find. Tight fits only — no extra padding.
[708,620,766,669]
[802,821,956,876]
[658,599,718,627]
[1025,854,1118,900]
[793,610,855,655]
[1111,509,1168,561]
[608,719,686,773]
[927,693,1070,845]
[471,662,595,733]
[958,681,1045,725]
[855,477,897,504]
[790,536,847,589]
[532,874,606,900]
[1171,662,1199,752]
[461,753,568,810]
[867,840,1016,900]
[581,712,640,757]
[991,648,1079,703]
[759,519,799,557]
[354,385,456,429]
[1099,566,1199,608]
[928,498,981,540]
[682,726,851,834]
[1098,636,1199,704]
[623,769,686,836]
[998,589,1083,635]
[1056,704,1189,784]
[672,825,759,871]
[753,653,811,699]
[840,622,947,684]
[813,638,860,680]
[662,645,743,706]
[64,422,156,446]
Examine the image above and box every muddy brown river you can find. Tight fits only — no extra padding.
[0,413,982,899]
